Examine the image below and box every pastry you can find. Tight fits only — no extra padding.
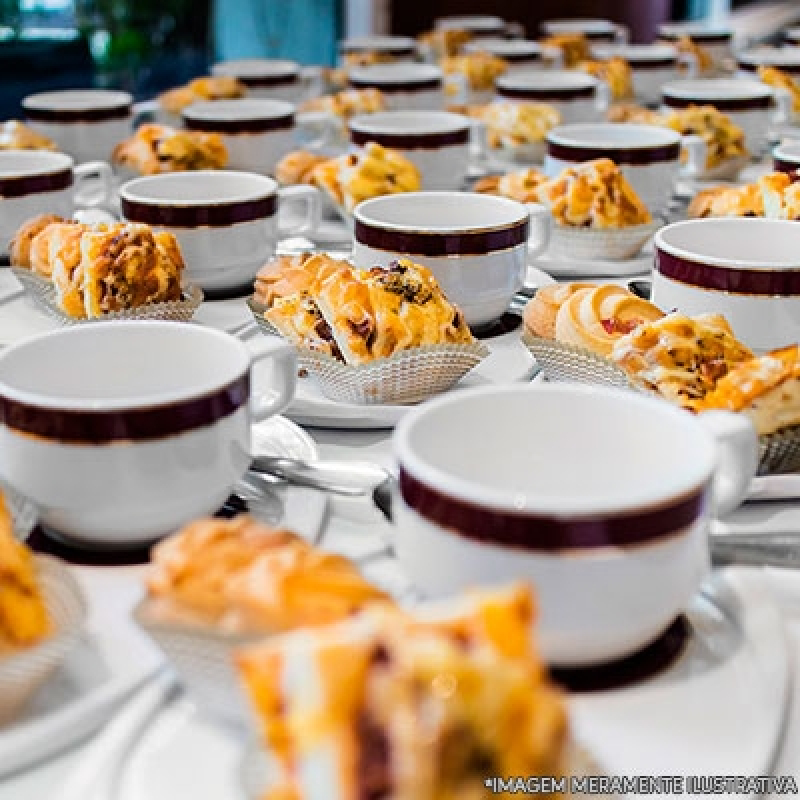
[112,124,228,175]
[758,170,800,220]
[536,158,652,229]
[672,35,713,74]
[473,166,548,203]
[47,222,95,315]
[0,120,57,151]
[480,102,561,151]
[688,182,764,218]
[441,52,508,92]
[579,58,634,100]
[311,142,421,211]
[540,33,590,67]
[236,584,568,800]
[701,345,800,434]
[554,284,664,357]
[758,66,800,113]
[522,282,596,340]
[275,150,330,186]
[607,103,666,125]
[9,213,68,271]
[664,106,748,169]
[611,312,754,411]
[302,88,387,119]
[158,75,247,114]
[146,515,390,633]
[417,28,473,59]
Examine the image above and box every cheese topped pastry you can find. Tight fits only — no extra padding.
[158,75,247,114]
[664,106,748,169]
[9,213,69,271]
[480,102,561,149]
[540,33,590,67]
[302,88,387,119]
[580,57,634,100]
[688,183,764,219]
[275,150,331,186]
[441,52,508,91]
[758,66,800,112]
[0,120,57,151]
[473,166,549,203]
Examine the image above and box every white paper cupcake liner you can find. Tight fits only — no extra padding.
[690,154,750,183]
[522,333,797,475]
[549,221,660,262]
[12,267,203,325]
[2,483,37,541]
[0,556,87,725]
[250,297,489,405]
[494,139,546,164]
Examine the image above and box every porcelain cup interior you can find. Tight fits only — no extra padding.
[392,383,755,665]
[434,15,507,34]
[352,190,544,327]
[0,322,296,546]
[652,217,800,351]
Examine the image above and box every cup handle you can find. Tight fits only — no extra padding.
[73,161,114,209]
[300,65,324,101]
[525,203,553,259]
[595,81,612,114]
[772,87,793,126]
[248,336,297,421]
[468,117,491,169]
[276,184,321,239]
[681,133,707,177]
[679,51,699,79]
[614,24,630,45]
[295,110,340,151]
[541,45,564,69]
[505,21,526,39]
[697,410,759,517]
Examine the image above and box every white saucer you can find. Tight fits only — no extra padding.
[531,248,653,279]
[105,567,789,800]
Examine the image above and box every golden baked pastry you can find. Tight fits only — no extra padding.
[274,150,330,186]
[0,493,50,651]
[672,35,714,74]
[688,182,764,218]
[664,105,748,169]
[540,33,590,67]
[302,88,387,119]
[9,213,69,271]
[158,75,247,114]
[523,282,596,339]
[441,52,508,92]
[606,103,667,125]
[0,120,57,151]
[758,66,800,112]
[480,102,561,149]
[579,57,634,100]
[418,28,473,59]
[473,166,548,203]
[701,345,800,434]
[146,515,390,633]
[311,141,421,211]
[112,124,228,175]
[536,158,652,229]
[612,312,754,410]
[236,584,568,800]
[555,284,664,357]
[758,170,800,220]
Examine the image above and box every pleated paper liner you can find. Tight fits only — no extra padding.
[0,556,86,725]
[11,267,204,324]
[549,220,660,262]
[2,482,37,541]
[522,333,800,475]
[249,296,490,405]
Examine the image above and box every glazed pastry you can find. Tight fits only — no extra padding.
[611,312,754,411]
[579,58,634,100]
[701,345,800,434]
[522,282,595,340]
[255,252,346,308]
[265,291,344,360]
[554,284,664,357]
[112,124,228,175]
[688,182,764,218]
[9,213,68,271]
[0,120,57,151]
[441,52,508,92]
[473,166,549,203]
[758,171,800,220]
[146,516,390,633]
[302,88,387,119]
[0,494,50,651]
[536,158,652,229]
[312,259,474,365]
[664,106,748,169]
[672,35,713,74]
[274,150,331,186]
[540,33,590,67]
[480,102,561,150]
[758,66,800,112]
[236,584,568,800]
[606,103,666,125]
[47,222,95,315]
[311,142,421,211]
[158,75,247,114]
[417,28,473,59]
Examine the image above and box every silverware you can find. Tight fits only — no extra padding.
[249,455,390,496]
[745,473,800,503]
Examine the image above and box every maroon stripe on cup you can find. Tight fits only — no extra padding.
[738,60,800,75]
[626,57,677,69]
[355,217,529,256]
[662,93,772,111]
[0,168,72,198]
[348,76,442,92]
[23,104,131,123]
[655,248,800,295]
[349,127,470,148]
[0,374,249,444]
[496,51,541,63]
[773,158,800,178]
[184,112,294,134]
[341,44,416,56]
[121,194,277,227]
[497,84,595,101]
[659,31,731,43]
[547,139,681,165]
[399,468,706,550]
[237,73,299,88]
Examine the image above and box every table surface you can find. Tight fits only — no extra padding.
[2,240,800,795]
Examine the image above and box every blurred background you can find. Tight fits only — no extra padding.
[0,0,798,116]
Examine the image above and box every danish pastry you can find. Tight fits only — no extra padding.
[606,103,666,125]
[9,213,68,271]
[522,282,595,340]
[664,106,748,170]
[540,33,590,67]
[480,102,561,151]
[0,120,57,151]
[274,150,330,186]
[579,57,634,100]
[417,27,473,59]
[688,182,764,218]
[441,52,508,92]
[758,66,800,113]
[302,88,387,119]
[473,166,548,203]
[671,35,713,74]
[158,75,246,114]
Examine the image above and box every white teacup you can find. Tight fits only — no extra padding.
[541,17,627,43]
[495,71,609,124]
[22,89,132,164]
[182,99,338,174]
[120,171,320,294]
[661,79,782,156]
[0,322,296,546]
[348,64,445,110]
[348,111,472,190]
[545,123,688,213]
[463,38,550,72]
[210,59,318,103]
[0,150,113,254]
[592,43,691,105]
[393,383,758,665]
[434,15,509,38]
[737,47,800,80]
[653,218,800,352]
[787,28,800,47]
[352,191,550,327]
[658,23,734,70]
[773,140,800,175]
[339,35,418,63]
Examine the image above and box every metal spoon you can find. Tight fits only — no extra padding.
[249,455,390,496]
